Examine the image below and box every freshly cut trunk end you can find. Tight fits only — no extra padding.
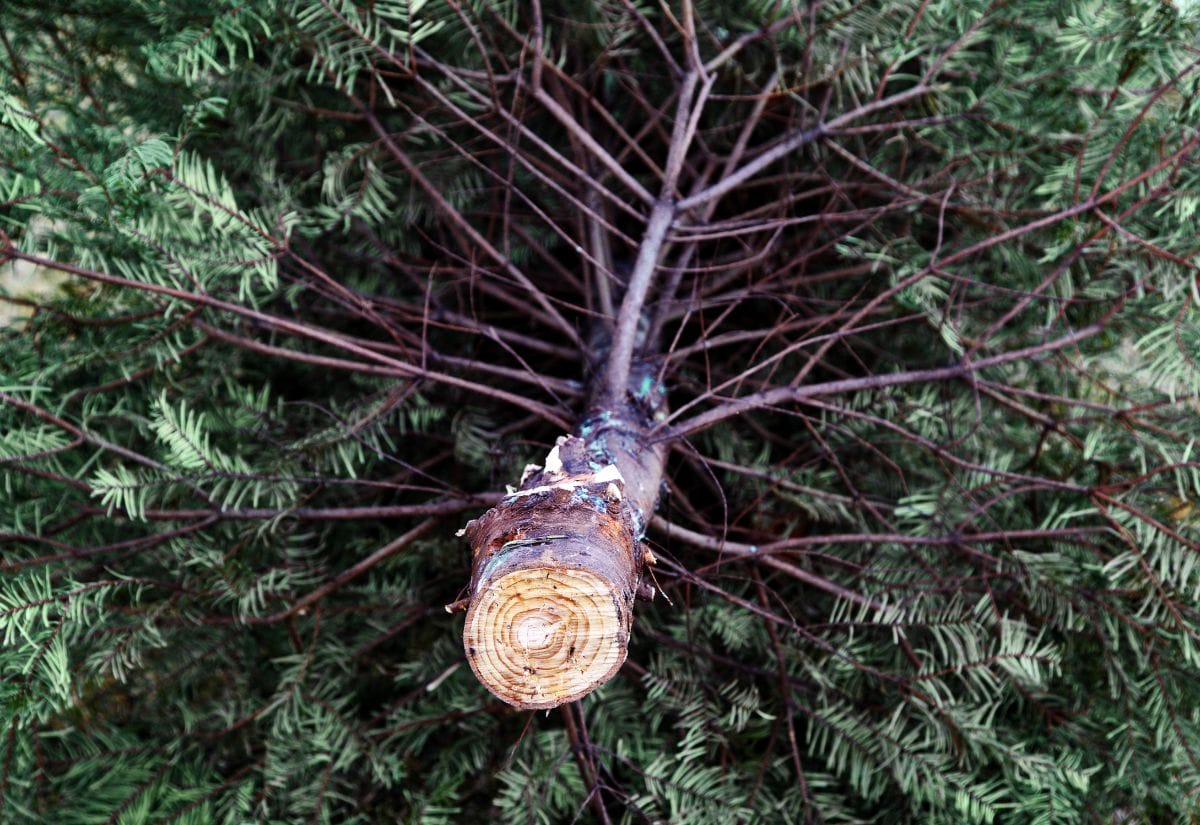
[465,565,628,709]
[461,428,659,709]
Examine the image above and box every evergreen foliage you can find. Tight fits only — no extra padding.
[2,0,1200,821]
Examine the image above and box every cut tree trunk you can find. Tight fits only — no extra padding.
[460,367,666,709]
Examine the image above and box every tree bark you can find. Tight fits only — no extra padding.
[460,365,666,709]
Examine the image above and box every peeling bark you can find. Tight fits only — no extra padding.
[460,367,667,709]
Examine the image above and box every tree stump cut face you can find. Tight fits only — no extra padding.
[464,566,626,708]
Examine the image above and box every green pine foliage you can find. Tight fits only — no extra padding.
[4,0,1200,822]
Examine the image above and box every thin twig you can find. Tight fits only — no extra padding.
[651,515,882,610]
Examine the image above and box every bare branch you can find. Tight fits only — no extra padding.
[5,249,575,429]
[650,515,882,610]
[355,103,584,351]
[656,322,1106,442]
[677,84,937,213]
